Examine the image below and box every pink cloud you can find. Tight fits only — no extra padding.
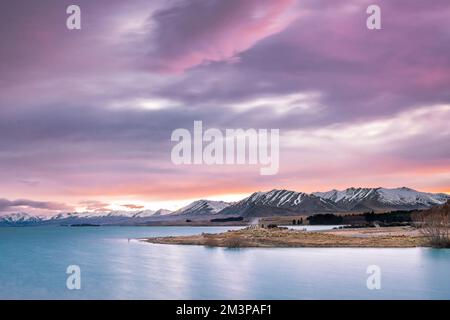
[147,0,299,72]
[1,0,449,207]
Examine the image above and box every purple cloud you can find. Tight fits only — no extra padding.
[0,198,72,213]
[144,0,298,72]
[0,0,449,205]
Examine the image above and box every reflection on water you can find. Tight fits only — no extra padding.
[0,226,449,299]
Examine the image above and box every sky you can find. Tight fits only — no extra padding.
[0,0,449,215]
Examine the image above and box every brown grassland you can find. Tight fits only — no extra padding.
[143,226,426,248]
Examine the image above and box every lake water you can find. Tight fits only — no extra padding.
[0,226,449,300]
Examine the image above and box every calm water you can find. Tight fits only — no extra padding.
[0,226,449,300]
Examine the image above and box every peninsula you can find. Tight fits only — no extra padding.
[142,226,426,248]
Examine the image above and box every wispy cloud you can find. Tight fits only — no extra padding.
[0,198,73,214]
[0,0,449,206]
[145,0,299,72]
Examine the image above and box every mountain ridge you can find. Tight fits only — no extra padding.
[1,187,448,225]
[171,200,231,216]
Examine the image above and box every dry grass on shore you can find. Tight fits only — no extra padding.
[143,226,426,248]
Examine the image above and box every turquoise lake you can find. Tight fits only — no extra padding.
[0,226,449,299]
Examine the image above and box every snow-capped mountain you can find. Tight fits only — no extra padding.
[0,212,43,225]
[0,209,163,226]
[43,210,144,225]
[220,187,449,217]
[152,209,172,216]
[219,189,340,217]
[172,200,230,216]
[1,187,448,225]
[131,210,157,218]
[49,210,134,220]
[313,187,449,211]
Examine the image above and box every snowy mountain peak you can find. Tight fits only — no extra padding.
[1,187,448,225]
[130,210,156,218]
[172,200,231,216]
[377,187,449,206]
[313,187,449,210]
[152,209,172,216]
[243,189,311,207]
[0,212,44,224]
[220,189,340,217]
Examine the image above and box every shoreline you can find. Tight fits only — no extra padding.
[142,226,427,248]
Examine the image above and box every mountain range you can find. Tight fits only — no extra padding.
[1,187,448,225]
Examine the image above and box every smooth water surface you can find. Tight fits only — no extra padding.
[0,226,449,299]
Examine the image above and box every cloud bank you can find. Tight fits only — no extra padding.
[0,0,449,212]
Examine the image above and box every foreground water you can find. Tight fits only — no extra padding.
[0,226,449,299]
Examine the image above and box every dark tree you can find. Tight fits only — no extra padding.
[307,214,343,225]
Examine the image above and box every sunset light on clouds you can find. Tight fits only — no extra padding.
[0,0,449,215]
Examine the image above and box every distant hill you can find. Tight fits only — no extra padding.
[171,200,231,216]
[313,187,448,211]
[1,187,448,225]
[218,189,340,217]
[219,187,449,217]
